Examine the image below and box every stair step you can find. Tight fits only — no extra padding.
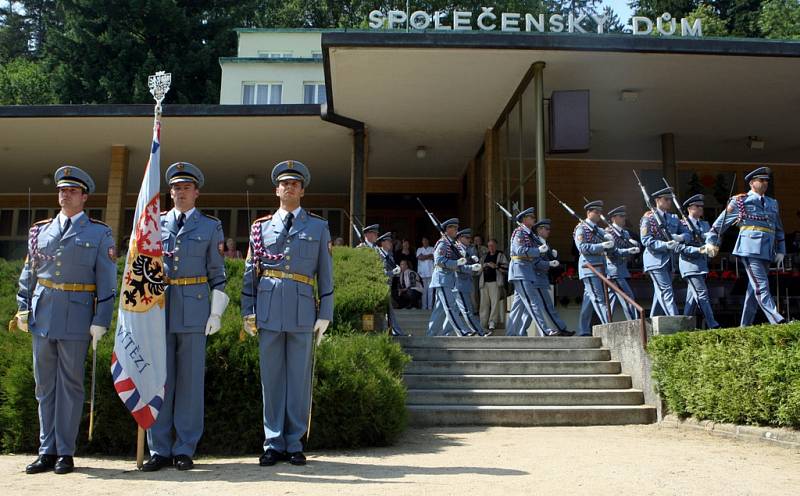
[404,348,611,362]
[407,389,645,406]
[403,374,633,390]
[405,360,622,375]
[396,336,602,349]
[408,404,657,426]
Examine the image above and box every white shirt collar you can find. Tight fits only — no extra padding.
[173,207,196,222]
[277,206,302,221]
[657,208,667,216]
[750,190,764,200]
[585,219,596,227]
[58,211,84,230]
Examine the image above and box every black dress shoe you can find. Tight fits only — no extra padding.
[259,449,285,467]
[54,456,74,475]
[141,454,172,472]
[26,454,57,474]
[174,454,194,471]
[288,451,306,466]
[560,329,576,336]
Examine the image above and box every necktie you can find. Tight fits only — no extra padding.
[61,218,71,238]
[761,197,765,208]
[177,212,185,230]
[284,212,294,234]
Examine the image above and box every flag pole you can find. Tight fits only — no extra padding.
[137,427,145,469]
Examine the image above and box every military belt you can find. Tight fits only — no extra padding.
[511,256,534,261]
[262,269,314,286]
[37,278,96,292]
[739,225,774,233]
[435,264,457,271]
[165,276,208,286]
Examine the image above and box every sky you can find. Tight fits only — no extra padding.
[604,0,635,24]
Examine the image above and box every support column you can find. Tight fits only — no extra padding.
[661,133,677,187]
[533,61,546,218]
[484,128,497,240]
[350,127,367,246]
[105,145,129,249]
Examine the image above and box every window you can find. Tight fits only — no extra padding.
[311,51,323,60]
[303,83,326,104]
[258,51,293,59]
[242,83,282,105]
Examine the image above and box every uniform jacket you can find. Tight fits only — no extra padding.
[573,220,609,280]
[605,226,635,280]
[17,213,116,341]
[380,249,398,281]
[241,208,334,333]
[161,209,227,333]
[709,191,785,262]
[455,244,477,293]
[429,236,462,289]
[677,217,710,277]
[640,210,681,271]
[508,226,543,281]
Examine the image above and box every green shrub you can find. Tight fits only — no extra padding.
[648,323,800,427]
[330,247,389,333]
[0,255,407,454]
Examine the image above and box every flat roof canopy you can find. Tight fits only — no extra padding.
[0,105,353,195]
[324,32,800,177]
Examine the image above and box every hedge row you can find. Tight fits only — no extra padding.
[648,323,800,428]
[0,248,409,454]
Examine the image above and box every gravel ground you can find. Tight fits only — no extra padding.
[2,424,798,496]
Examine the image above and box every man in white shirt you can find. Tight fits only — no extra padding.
[416,236,435,309]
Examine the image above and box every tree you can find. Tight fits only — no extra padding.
[759,0,800,40]
[686,3,729,36]
[0,3,30,63]
[0,57,57,104]
[630,1,763,37]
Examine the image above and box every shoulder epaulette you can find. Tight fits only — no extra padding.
[644,211,653,217]
[202,213,221,222]
[253,214,272,224]
[33,218,53,226]
[160,211,168,216]
[89,218,110,228]
[307,211,327,222]
[733,193,747,198]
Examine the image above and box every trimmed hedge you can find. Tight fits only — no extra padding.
[0,251,408,454]
[648,323,800,428]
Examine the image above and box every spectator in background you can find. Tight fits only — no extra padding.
[223,238,242,259]
[395,239,416,271]
[333,236,345,246]
[472,234,488,311]
[416,236,435,309]
[479,239,508,332]
[473,235,489,259]
[394,260,424,309]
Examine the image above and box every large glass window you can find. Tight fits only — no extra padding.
[242,83,282,105]
[303,83,326,104]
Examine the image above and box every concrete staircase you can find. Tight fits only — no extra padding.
[393,308,433,336]
[397,335,656,427]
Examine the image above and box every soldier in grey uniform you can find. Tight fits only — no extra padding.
[426,218,472,337]
[605,206,641,320]
[241,160,333,466]
[707,167,786,326]
[444,228,485,336]
[377,231,407,336]
[357,224,380,249]
[640,188,683,317]
[574,201,615,336]
[507,208,566,337]
[14,166,116,475]
[144,162,229,472]
[530,219,574,336]
[676,194,720,329]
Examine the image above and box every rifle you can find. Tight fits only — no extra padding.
[342,210,398,271]
[549,191,608,242]
[632,170,672,240]
[662,178,703,244]
[416,197,464,258]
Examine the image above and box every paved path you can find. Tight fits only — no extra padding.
[2,425,798,495]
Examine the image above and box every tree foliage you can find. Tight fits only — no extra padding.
[0,56,57,104]
[758,0,800,40]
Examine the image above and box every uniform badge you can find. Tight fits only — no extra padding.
[640,226,648,237]
[287,160,294,169]
[218,242,225,256]
[177,163,185,170]
[108,246,117,261]
[63,167,71,176]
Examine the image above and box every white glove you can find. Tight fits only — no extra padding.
[601,240,614,249]
[538,244,549,254]
[671,234,684,242]
[624,247,640,255]
[704,244,719,258]
[14,311,29,332]
[471,255,479,263]
[549,260,560,267]
[604,233,614,241]
[205,289,230,336]
[629,239,639,247]
[392,266,401,275]
[457,257,467,266]
[470,263,481,272]
[775,253,785,269]
[243,314,257,337]
[665,240,678,250]
[90,325,107,350]
[314,319,330,345]
[551,249,558,258]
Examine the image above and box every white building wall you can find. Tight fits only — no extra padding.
[220,31,326,105]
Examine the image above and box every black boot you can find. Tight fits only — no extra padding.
[25,454,57,474]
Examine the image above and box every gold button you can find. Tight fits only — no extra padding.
[56,262,62,267]
[285,256,291,261]
[177,240,182,244]
[285,265,290,271]
[55,271,61,276]
[174,247,180,252]
[286,240,291,244]
[174,256,180,262]
[174,266,179,271]
[85,242,90,247]
[197,294,202,299]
